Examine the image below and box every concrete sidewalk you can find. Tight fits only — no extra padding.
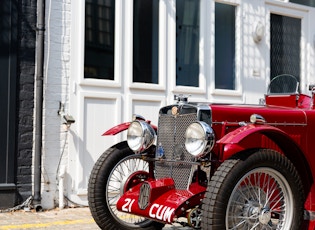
[0,207,192,230]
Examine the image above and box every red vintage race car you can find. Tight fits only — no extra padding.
[88,74,315,229]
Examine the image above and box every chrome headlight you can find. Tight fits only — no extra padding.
[127,120,156,153]
[185,121,215,157]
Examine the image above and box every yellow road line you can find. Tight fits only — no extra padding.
[0,218,95,229]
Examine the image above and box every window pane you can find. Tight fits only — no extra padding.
[176,0,200,87]
[290,0,315,7]
[215,3,235,90]
[133,0,159,84]
[270,14,301,83]
[84,0,115,80]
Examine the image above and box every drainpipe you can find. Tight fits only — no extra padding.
[33,0,45,209]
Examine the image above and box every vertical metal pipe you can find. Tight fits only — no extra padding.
[33,0,45,206]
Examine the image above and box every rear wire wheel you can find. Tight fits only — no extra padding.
[88,141,164,230]
[201,149,304,230]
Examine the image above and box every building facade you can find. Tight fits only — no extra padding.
[2,0,315,209]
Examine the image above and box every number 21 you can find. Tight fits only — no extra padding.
[122,198,135,212]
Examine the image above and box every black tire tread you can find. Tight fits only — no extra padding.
[88,141,164,230]
[201,149,304,229]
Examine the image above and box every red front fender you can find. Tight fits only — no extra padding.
[103,122,157,136]
[102,122,131,135]
[116,178,206,224]
[217,124,291,160]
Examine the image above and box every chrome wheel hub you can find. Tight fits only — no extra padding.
[259,208,271,225]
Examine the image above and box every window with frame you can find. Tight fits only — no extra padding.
[133,0,159,84]
[270,14,301,84]
[176,0,200,87]
[84,0,115,80]
[215,3,236,90]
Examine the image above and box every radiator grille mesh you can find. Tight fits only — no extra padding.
[155,113,197,189]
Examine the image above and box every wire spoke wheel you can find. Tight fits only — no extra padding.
[201,149,304,230]
[88,141,164,230]
[226,168,292,229]
[107,155,149,225]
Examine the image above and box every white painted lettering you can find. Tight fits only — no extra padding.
[156,206,167,220]
[149,203,159,218]
[149,203,175,222]
[129,199,135,212]
[163,207,175,222]
[122,198,135,212]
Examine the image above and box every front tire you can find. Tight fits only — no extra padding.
[88,141,164,230]
[201,149,304,230]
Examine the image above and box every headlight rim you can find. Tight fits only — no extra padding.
[184,121,215,158]
[127,120,156,153]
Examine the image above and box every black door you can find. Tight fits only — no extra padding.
[0,0,17,206]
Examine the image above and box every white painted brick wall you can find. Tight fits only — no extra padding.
[41,0,72,209]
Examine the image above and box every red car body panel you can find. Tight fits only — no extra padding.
[211,104,307,156]
[103,122,157,135]
[102,122,131,135]
[116,178,206,224]
[210,95,315,216]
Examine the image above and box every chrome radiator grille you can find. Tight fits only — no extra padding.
[155,113,197,190]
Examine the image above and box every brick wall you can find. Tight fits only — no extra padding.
[41,0,72,209]
[16,0,36,202]
[15,0,72,209]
